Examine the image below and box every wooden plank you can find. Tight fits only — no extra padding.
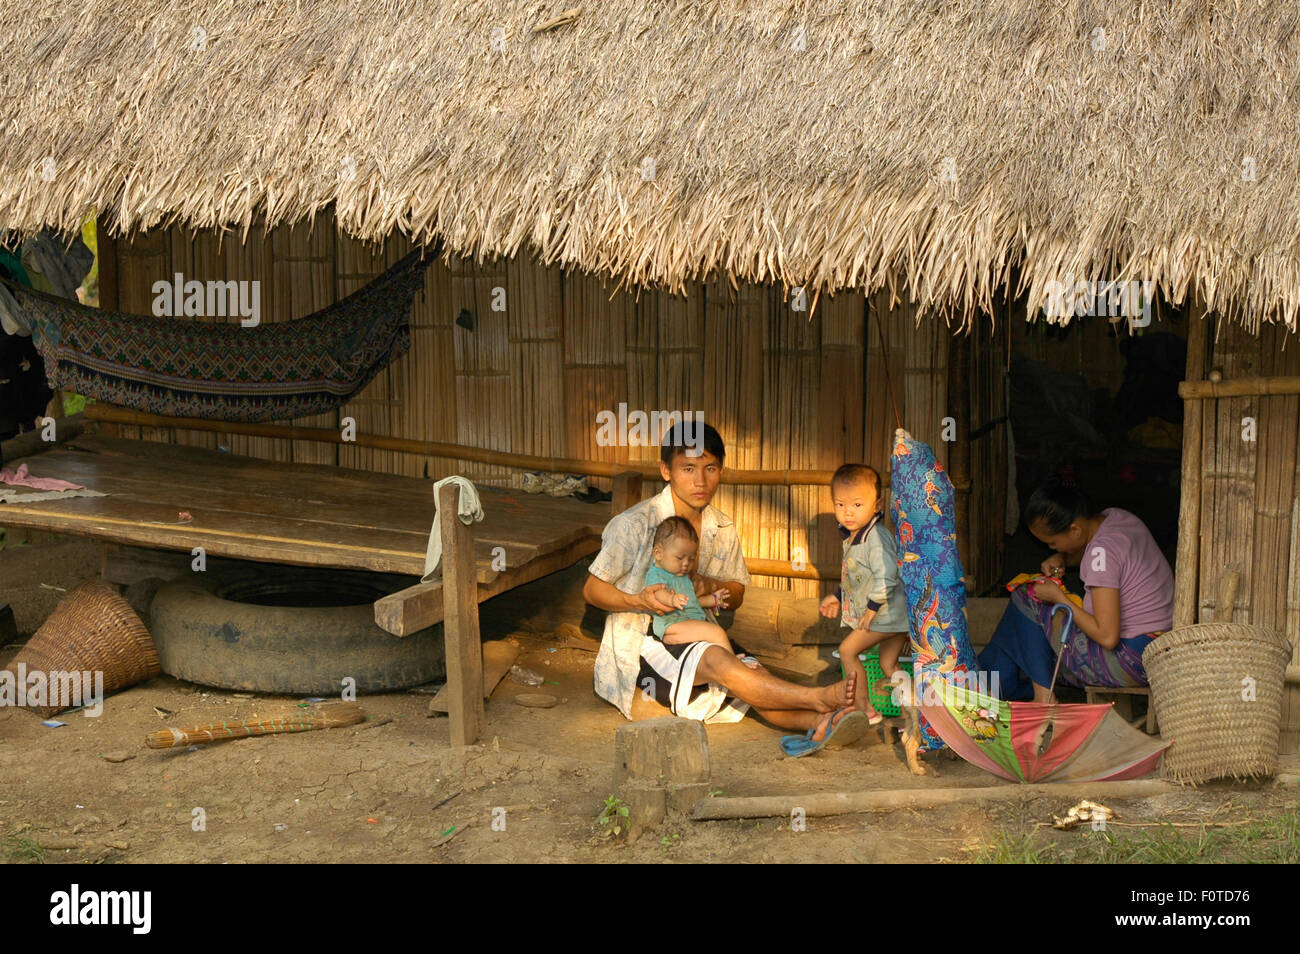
[426,640,520,712]
[374,534,601,635]
[440,483,486,746]
[374,581,444,635]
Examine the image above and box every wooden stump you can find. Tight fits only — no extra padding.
[614,717,711,840]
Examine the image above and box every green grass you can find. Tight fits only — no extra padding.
[2,835,46,864]
[973,800,1300,864]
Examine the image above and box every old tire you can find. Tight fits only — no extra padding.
[148,567,445,694]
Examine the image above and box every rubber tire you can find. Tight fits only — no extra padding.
[148,568,446,694]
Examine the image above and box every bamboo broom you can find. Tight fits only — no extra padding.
[144,702,365,749]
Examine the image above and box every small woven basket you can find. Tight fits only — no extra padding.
[1143,623,1293,783]
[2,580,159,716]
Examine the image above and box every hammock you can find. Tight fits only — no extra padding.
[3,247,433,423]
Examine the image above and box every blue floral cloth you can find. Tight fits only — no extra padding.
[891,429,979,750]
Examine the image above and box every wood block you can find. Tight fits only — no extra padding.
[427,640,520,714]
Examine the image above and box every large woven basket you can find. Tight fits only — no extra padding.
[1143,623,1293,783]
[2,580,160,717]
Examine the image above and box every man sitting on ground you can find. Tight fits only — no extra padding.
[585,422,855,736]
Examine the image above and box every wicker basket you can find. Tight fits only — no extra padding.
[2,580,160,717]
[1143,623,1293,783]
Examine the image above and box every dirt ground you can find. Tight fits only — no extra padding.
[2,537,1297,864]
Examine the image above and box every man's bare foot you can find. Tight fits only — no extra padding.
[815,671,857,712]
[808,707,855,743]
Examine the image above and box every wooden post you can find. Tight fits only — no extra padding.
[439,483,485,746]
[611,471,643,515]
[1173,303,1209,629]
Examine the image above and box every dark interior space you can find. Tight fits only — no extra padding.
[992,301,1188,597]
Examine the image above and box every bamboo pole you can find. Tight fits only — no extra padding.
[1173,305,1209,629]
[81,405,846,486]
[691,779,1175,820]
[746,557,836,582]
[1178,376,1300,399]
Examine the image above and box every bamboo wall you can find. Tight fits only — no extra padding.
[101,213,1008,597]
[1186,318,1300,754]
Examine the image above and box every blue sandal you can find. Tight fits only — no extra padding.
[779,708,871,758]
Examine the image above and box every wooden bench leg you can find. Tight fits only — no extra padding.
[440,483,485,746]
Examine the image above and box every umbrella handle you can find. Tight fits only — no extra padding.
[1046,603,1075,698]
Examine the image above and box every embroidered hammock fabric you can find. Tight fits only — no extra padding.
[7,248,430,423]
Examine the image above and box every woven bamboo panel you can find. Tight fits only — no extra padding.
[508,255,564,470]
[625,287,661,474]
[813,292,867,594]
[865,290,905,479]
[787,295,828,599]
[452,252,513,486]
[965,300,1011,593]
[397,254,457,480]
[564,268,633,492]
[1200,319,1258,621]
[758,285,795,591]
[336,234,399,475]
[704,278,765,578]
[1250,322,1298,631]
[281,221,340,467]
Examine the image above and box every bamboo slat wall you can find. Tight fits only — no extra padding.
[1181,318,1300,754]
[102,213,1001,598]
[966,309,1011,594]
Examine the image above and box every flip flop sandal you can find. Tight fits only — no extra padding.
[779,708,871,758]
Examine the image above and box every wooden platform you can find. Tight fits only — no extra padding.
[1,436,627,744]
[0,436,607,580]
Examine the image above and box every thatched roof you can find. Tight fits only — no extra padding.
[3,2,1299,329]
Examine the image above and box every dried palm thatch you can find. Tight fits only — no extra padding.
[2,1,1298,330]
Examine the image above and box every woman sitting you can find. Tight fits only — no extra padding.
[979,477,1174,702]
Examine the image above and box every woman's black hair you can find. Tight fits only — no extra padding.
[1024,476,1094,534]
